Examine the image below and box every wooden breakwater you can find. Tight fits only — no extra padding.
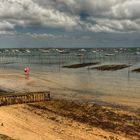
[0,91,50,106]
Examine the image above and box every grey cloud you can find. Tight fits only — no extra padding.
[0,21,14,30]
[0,0,79,29]
[0,0,140,33]
[0,30,16,35]
[0,30,66,40]
[25,32,66,39]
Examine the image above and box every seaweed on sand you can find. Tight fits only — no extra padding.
[28,100,140,140]
[0,134,16,140]
[90,64,129,71]
[132,68,140,73]
[62,62,100,68]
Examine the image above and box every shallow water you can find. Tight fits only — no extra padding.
[0,48,140,110]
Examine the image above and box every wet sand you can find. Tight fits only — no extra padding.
[0,69,140,110]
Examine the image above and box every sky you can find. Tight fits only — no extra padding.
[0,0,140,48]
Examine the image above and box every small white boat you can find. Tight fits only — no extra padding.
[92,50,97,53]
[56,49,64,53]
[136,52,140,55]
[11,50,16,53]
[15,49,20,53]
[39,49,50,53]
[79,49,86,52]
[26,49,31,53]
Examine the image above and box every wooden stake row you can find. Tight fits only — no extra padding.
[0,91,50,106]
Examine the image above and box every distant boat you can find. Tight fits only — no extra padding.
[114,50,119,53]
[56,49,70,54]
[26,49,31,53]
[105,53,114,56]
[11,50,16,53]
[56,49,64,53]
[5,50,9,53]
[79,49,86,52]
[62,51,70,54]
[92,50,97,53]
[76,53,84,57]
[135,52,140,55]
[39,49,50,53]
[15,49,20,53]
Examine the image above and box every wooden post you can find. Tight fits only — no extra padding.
[0,97,1,105]
[33,94,35,102]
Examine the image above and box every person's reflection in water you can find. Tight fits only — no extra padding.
[25,74,30,80]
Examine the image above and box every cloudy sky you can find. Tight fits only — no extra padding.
[0,0,140,48]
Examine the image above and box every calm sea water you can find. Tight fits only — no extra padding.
[0,48,140,109]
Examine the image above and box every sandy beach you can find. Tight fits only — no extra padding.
[0,0,140,138]
[0,99,139,140]
[0,70,139,140]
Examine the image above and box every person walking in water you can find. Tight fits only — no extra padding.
[24,67,30,75]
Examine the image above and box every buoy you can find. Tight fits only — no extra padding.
[24,67,30,75]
